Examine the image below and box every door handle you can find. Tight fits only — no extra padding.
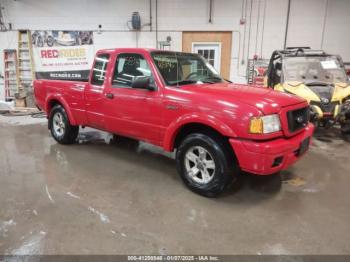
[105,93,114,99]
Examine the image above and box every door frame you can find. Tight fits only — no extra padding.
[191,42,222,73]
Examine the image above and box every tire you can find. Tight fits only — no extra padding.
[32,35,36,46]
[46,36,54,47]
[176,133,238,197]
[37,36,44,47]
[49,105,79,144]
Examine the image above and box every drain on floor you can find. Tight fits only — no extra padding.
[281,171,306,187]
[284,176,306,187]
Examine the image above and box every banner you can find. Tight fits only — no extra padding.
[247,58,269,86]
[31,31,94,81]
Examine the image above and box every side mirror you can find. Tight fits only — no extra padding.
[131,76,156,91]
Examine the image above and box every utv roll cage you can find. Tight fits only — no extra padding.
[266,47,345,87]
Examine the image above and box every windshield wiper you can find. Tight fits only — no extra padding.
[198,76,224,84]
[203,76,223,81]
[171,76,224,86]
[170,80,198,86]
[201,80,216,84]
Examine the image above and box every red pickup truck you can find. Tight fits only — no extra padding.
[34,48,314,197]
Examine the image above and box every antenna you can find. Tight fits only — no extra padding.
[174,51,179,88]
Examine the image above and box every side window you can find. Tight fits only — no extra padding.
[91,54,110,86]
[112,53,154,88]
[273,60,282,86]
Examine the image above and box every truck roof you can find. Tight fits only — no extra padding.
[95,48,197,56]
[96,47,160,55]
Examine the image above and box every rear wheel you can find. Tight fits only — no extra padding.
[49,105,79,144]
[176,133,238,197]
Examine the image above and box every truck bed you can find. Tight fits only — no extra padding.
[34,79,88,123]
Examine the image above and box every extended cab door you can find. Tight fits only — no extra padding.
[84,53,110,129]
[103,52,163,145]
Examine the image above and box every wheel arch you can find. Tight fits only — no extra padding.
[163,115,237,152]
[174,121,239,197]
[46,96,77,127]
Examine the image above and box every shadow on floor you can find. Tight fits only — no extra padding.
[313,126,350,143]
[70,130,286,200]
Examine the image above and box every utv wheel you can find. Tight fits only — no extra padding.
[341,131,350,142]
[340,124,350,142]
[176,133,238,197]
[49,105,79,144]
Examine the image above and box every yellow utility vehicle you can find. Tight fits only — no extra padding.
[265,47,350,136]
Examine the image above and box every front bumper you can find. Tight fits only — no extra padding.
[309,103,339,119]
[229,123,314,175]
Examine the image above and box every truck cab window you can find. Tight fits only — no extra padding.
[112,53,154,88]
[91,54,110,85]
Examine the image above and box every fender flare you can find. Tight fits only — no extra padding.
[45,94,77,126]
[163,113,237,151]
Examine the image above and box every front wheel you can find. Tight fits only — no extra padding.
[176,133,238,197]
[49,105,79,144]
[36,36,44,47]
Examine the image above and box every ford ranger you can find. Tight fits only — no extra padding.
[34,48,314,197]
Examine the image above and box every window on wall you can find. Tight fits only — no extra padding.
[193,43,221,73]
[112,53,154,88]
[197,49,215,67]
[91,54,110,86]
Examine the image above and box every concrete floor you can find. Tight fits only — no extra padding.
[1,117,350,255]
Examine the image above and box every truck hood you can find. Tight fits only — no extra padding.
[184,82,305,114]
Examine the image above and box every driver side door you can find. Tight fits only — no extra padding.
[104,52,163,145]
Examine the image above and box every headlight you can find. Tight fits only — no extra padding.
[249,114,281,134]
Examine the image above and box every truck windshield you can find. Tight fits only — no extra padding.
[151,51,224,86]
[283,56,348,84]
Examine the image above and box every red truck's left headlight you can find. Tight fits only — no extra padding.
[249,114,281,134]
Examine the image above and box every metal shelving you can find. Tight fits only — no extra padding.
[3,49,19,101]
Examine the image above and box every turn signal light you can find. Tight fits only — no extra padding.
[249,117,263,134]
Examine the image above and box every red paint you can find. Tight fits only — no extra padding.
[34,48,314,176]
[41,49,59,58]
[230,123,314,175]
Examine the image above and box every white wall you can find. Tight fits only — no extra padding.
[0,31,18,101]
[284,0,350,62]
[0,0,350,100]
[322,0,350,61]
[286,0,328,50]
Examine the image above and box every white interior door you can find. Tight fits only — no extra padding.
[192,43,221,73]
